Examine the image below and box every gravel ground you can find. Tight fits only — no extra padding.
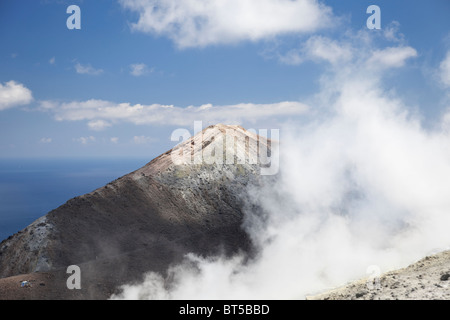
[0,270,88,300]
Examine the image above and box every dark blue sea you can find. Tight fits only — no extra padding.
[0,158,149,242]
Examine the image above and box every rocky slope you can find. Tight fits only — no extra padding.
[0,124,275,299]
[308,250,450,300]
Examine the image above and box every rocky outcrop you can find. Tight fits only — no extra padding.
[308,250,450,300]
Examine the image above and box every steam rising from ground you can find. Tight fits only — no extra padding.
[111,36,450,300]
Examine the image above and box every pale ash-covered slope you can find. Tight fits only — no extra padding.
[308,250,450,300]
[0,124,274,298]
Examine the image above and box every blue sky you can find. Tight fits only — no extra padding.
[0,0,449,159]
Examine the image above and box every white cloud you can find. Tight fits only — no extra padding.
[75,62,104,75]
[39,137,52,144]
[119,0,334,48]
[88,119,112,131]
[305,36,353,64]
[383,21,404,43]
[279,36,353,65]
[439,51,450,88]
[73,136,96,145]
[39,99,309,128]
[277,32,416,72]
[368,46,417,68]
[0,81,33,111]
[130,63,151,76]
[49,57,56,65]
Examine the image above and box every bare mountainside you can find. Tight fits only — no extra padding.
[0,124,275,299]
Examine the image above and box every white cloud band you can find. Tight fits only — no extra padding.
[119,0,334,48]
[39,99,309,129]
